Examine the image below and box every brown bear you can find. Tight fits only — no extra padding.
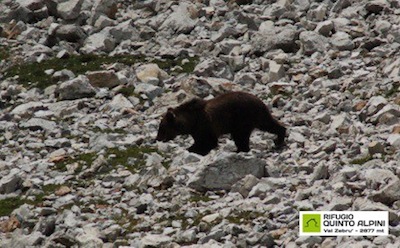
[156,91,286,155]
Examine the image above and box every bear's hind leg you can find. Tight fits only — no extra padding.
[231,129,252,153]
[259,119,286,149]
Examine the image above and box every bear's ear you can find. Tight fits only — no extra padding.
[166,109,176,123]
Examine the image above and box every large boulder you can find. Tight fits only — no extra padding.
[188,153,266,192]
[57,75,97,100]
[159,2,198,34]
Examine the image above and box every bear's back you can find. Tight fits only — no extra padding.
[205,92,269,134]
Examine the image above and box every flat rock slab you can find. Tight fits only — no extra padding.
[188,153,266,192]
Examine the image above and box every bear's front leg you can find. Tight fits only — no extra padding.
[188,136,218,155]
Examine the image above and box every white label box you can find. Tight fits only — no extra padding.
[300,211,388,236]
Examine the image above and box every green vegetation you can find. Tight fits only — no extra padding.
[115,85,137,97]
[106,145,159,172]
[0,184,60,216]
[3,54,198,90]
[350,154,373,165]
[53,145,167,173]
[54,151,97,173]
[189,194,213,203]
[0,45,10,61]
[0,197,27,216]
[385,83,399,98]
[226,210,265,224]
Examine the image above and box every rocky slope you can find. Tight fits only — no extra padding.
[0,0,400,247]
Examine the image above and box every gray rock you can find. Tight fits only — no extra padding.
[176,229,197,244]
[217,39,242,55]
[364,168,397,190]
[101,224,122,242]
[86,70,122,88]
[330,113,350,131]
[370,104,400,124]
[136,63,169,85]
[371,178,400,205]
[331,31,354,51]
[263,3,287,19]
[246,232,275,247]
[295,236,323,247]
[57,75,96,100]
[211,24,241,43]
[365,96,388,115]
[134,83,164,100]
[57,0,84,20]
[20,118,57,132]
[11,101,45,117]
[0,170,23,194]
[6,231,44,247]
[201,212,221,223]
[250,21,277,54]
[81,31,116,54]
[34,216,56,236]
[233,73,257,86]
[269,60,285,82]
[52,69,76,82]
[94,15,116,30]
[387,134,400,149]
[331,0,351,13]
[90,0,118,24]
[366,0,389,14]
[299,31,329,55]
[315,20,334,37]
[102,94,135,112]
[368,141,385,155]
[307,4,327,21]
[44,138,71,148]
[159,2,198,34]
[54,24,87,43]
[16,0,44,11]
[188,153,266,191]
[194,58,234,80]
[76,226,103,248]
[230,174,260,198]
[201,229,226,244]
[108,20,140,42]
[275,27,299,53]
[12,203,33,225]
[327,196,352,211]
[311,163,329,181]
[54,195,76,209]
[139,234,172,248]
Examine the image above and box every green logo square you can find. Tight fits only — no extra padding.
[302,214,321,233]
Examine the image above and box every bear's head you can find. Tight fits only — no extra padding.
[156,98,206,142]
[156,108,181,142]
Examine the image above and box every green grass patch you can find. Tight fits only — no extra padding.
[106,145,159,172]
[3,54,198,90]
[115,85,137,97]
[53,145,168,174]
[385,83,399,98]
[0,197,27,216]
[54,152,97,173]
[189,194,213,203]
[0,184,61,216]
[0,45,10,61]
[226,210,265,224]
[350,154,373,165]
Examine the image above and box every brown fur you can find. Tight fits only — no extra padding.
[156,91,286,155]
